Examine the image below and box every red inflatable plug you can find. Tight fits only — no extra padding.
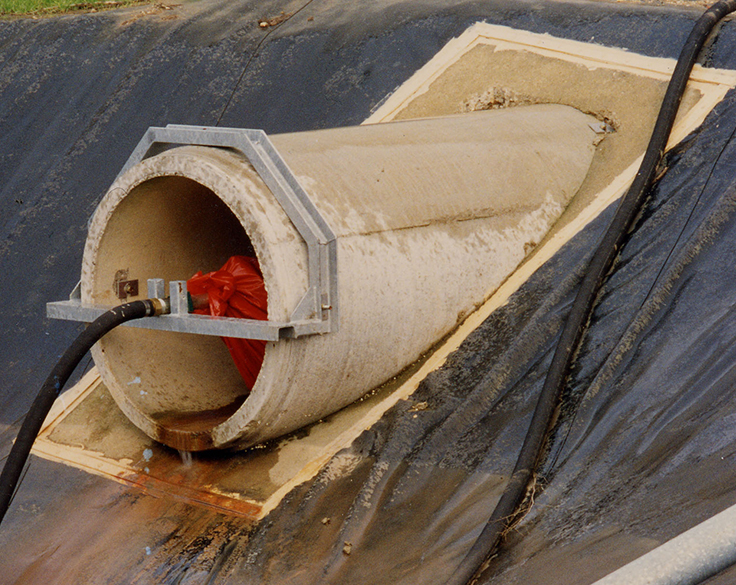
[187,256,268,390]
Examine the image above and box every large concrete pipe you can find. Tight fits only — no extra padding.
[80,104,601,450]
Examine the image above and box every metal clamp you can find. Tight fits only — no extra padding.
[47,125,338,340]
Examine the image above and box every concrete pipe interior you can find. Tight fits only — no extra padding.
[86,175,259,449]
[83,105,602,451]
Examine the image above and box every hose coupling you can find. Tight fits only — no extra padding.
[145,298,171,317]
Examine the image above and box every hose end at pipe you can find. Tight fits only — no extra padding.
[145,298,170,317]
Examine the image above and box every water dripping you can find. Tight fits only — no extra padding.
[178,449,193,467]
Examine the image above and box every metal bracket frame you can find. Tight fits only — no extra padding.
[47,124,338,340]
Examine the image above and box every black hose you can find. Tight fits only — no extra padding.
[449,2,736,583]
[0,299,163,526]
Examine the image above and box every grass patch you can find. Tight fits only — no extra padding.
[0,0,148,16]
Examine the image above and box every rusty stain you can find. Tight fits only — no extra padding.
[151,398,247,452]
[125,469,262,519]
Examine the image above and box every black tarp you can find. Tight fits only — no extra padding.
[227,94,736,584]
[1,0,736,583]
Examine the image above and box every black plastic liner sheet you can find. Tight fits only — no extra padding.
[208,95,736,585]
[2,1,736,583]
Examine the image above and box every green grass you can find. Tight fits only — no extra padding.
[0,0,147,16]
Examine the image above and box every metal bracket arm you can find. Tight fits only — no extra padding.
[47,124,339,340]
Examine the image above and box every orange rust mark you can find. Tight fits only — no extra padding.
[124,471,261,519]
[151,398,247,451]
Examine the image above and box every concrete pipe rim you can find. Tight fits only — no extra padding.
[82,146,305,451]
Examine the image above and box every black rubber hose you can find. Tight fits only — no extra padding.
[449,2,736,584]
[0,299,162,526]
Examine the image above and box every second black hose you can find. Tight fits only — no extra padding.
[449,2,736,583]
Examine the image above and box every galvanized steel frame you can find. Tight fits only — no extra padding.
[47,124,338,341]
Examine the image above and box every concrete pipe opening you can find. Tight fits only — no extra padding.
[82,104,602,451]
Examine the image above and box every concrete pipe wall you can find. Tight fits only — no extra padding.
[82,104,601,450]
